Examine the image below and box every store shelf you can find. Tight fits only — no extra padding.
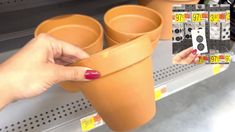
[0,40,229,132]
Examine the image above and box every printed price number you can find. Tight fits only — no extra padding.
[81,113,104,132]
[225,54,231,63]
[226,12,230,21]
[175,13,185,23]
[210,55,219,64]
[198,56,205,64]
[210,13,220,23]
[192,13,202,22]
[81,117,95,131]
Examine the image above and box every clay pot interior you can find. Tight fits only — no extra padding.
[104,5,163,43]
[35,14,103,52]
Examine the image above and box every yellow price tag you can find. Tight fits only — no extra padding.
[192,13,202,22]
[225,54,231,63]
[210,13,220,23]
[154,90,162,101]
[213,64,221,75]
[80,113,104,132]
[198,56,205,64]
[81,117,95,132]
[175,13,185,23]
[210,55,219,64]
[154,85,167,101]
[226,12,230,21]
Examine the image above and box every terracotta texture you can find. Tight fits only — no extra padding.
[105,34,120,47]
[66,35,155,131]
[138,0,200,40]
[35,14,103,54]
[104,5,163,48]
[35,14,103,92]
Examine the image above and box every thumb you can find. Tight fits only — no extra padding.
[55,65,100,82]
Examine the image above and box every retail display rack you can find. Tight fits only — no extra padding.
[0,0,231,132]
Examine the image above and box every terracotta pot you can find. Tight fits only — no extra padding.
[35,14,103,54]
[35,14,103,92]
[66,35,155,131]
[138,0,199,40]
[104,5,163,45]
[106,34,159,49]
[105,34,120,47]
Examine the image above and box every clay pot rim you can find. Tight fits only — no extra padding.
[73,35,153,77]
[34,14,103,50]
[104,5,164,37]
[105,33,119,43]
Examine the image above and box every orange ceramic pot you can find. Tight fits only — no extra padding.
[66,35,155,131]
[105,34,120,47]
[104,5,163,46]
[138,0,199,40]
[106,33,159,48]
[35,14,103,54]
[35,14,103,92]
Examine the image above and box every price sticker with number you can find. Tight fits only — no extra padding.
[210,55,219,64]
[224,54,231,63]
[210,12,220,23]
[80,113,104,132]
[198,56,205,64]
[226,11,230,22]
[192,12,203,22]
[174,12,186,23]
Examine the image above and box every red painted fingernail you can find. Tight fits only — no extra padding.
[192,49,197,55]
[85,70,100,80]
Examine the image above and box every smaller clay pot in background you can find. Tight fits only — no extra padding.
[104,5,163,48]
[67,35,156,131]
[105,34,120,47]
[138,0,200,40]
[35,14,103,92]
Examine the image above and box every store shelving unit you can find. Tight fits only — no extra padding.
[0,0,230,132]
[0,40,229,132]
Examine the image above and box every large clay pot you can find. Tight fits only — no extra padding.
[35,14,103,92]
[138,0,200,40]
[66,35,155,131]
[104,5,163,48]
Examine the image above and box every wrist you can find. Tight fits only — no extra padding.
[0,65,15,109]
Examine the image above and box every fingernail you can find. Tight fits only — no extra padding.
[85,70,100,80]
[192,49,197,55]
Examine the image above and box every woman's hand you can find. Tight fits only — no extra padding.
[0,34,100,109]
[173,47,199,64]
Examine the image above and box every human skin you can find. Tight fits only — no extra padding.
[172,47,199,64]
[0,34,100,109]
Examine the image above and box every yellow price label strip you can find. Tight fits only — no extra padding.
[210,13,220,23]
[154,85,167,101]
[198,56,205,64]
[225,54,231,63]
[175,13,185,23]
[81,117,95,131]
[210,55,219,64]
[226,12,230,21]
[192,13,203,22]
[213,64,222,75]
[80,113,104,132]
